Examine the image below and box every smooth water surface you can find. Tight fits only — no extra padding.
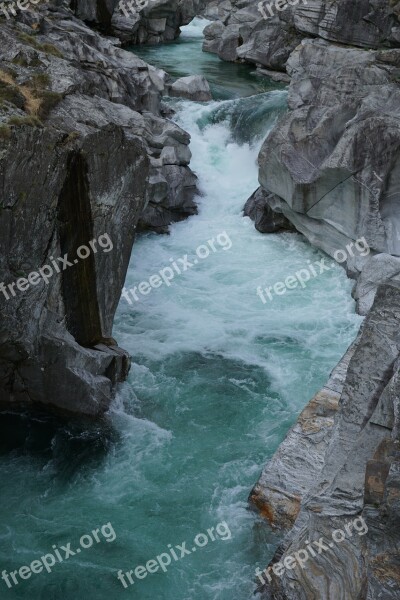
[132,18,285,100]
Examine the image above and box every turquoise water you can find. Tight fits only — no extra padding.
[131,18,285,100]
[0,19,362,600]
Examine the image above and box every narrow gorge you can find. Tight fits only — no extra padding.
[0,2,399,600]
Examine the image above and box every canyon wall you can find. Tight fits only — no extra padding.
[202,0,400,70]
[0,5,196,413]
[69,0,209,45]
[231,2,400,599]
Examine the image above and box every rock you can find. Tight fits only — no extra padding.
[249,338,358,529]
[247,10,400,600]
[139,162,198,232]
[69,0,209,45]
[243,187,294,233]
[353,253,400,315]
[0,5,198,414]
[168,75,212,102]
[258,40,400,260]
[256,67,291,83]
[202,0,400,72]
[252,284,400,600]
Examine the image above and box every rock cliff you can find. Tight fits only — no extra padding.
[236,2,400,599]
[0,4,196,413]
[202,0,400,71]
[70,0,208,45]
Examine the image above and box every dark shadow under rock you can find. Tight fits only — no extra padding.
[243,187,294,234]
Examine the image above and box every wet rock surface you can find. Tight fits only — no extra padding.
[243,187,294,233]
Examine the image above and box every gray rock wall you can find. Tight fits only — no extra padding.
[0,6,197,413]
[202,0,400,70]
[69,0,210,45]
[242,5,400,599]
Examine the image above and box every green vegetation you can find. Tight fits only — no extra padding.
[0,68,63,122]
[61,131,81,145]
[29,72,51,89]
[0,124,11,139]
[37,90,62,119]
[11,55,29,67]
[17,33,63,58]
[0,80,25,109]
[8,115,42,127]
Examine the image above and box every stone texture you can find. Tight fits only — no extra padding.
[0,5,197,413]
[168,74,212,102]
[70,0,210,46]
[202,0,400,72]
[243,187,294,233]
[253,284,400,600]
[258,40,400,261]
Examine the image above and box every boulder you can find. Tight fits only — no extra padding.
[243,187,294,233]
[168,75,212,102]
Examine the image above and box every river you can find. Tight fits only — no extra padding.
[0,18,362,600]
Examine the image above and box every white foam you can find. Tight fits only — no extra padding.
[116,93,361,410]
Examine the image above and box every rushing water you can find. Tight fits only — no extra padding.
[0,19,362,600]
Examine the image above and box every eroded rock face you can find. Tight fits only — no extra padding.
[252,284,400,600]
[202,0,400,72]
[255,40,400,299]
[0,6,197,413]
[247,17,400,600]
[71,0,209,45]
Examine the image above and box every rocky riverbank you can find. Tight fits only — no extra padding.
[202,0,400,69]
[227,2,400,598]
[0,4,198,413]
[1,0,399,597]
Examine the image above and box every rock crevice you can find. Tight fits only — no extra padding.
[0,5,198,413]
